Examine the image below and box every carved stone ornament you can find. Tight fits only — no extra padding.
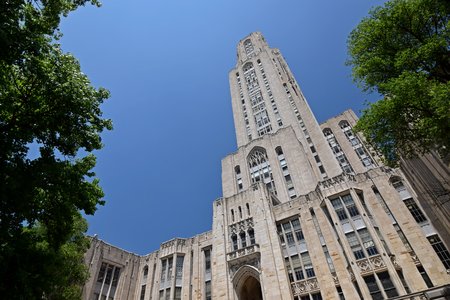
[356,258,372,273]
[369,255,385,270]
[291,278,320,296]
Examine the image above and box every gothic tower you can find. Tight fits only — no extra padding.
[82,33,450,300]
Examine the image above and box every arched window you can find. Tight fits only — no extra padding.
[248,228,255,245]
[323,128,333,137]
[231,209,235,222]
[244,39,254,55]
[231,234,238,251]
[275,146,283,156]
[248,147,277,194]
[240,231,247,248]
[339,120,351,130]
[238,206,243,219]
[246,203,250,216]
[243,62,254,73]
[143,265,149,277]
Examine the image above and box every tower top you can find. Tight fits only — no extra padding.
[235,32,269,65]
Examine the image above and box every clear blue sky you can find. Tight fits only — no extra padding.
[60,0,386,255]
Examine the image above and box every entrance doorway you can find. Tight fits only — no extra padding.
[239,276,263,300]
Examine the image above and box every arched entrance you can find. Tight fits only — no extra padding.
[239,276,263,300]
[232,265,263,300]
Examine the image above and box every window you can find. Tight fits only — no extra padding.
[140,285,146,300]
[291,219,304,241]
[248,148,277,194]
[342,194,359,217]
[363,272,398,300]
[427,234,450,269]
[231,209,235,222]
[95,262,121,300]
[359,228,378,256]
[339,120,374,168]
[378,271,399,298]
[248,228,255,245]
[238,206,243,219]
[276,146,297,197]
[160,260,167,282]
[165,288,170,300]
[167,257,173,282]
[331,198,348,221]
[235,166,243,191]
[240,231,247,248]
[143,265,149,277]
[393,224,412,252]
[417,265,433,288]
[205,280,211,300]
[346,232,365,260]
[336,286,345,300]
[364,274,383,300]
[246,203,250,215]
[302,252,315,278]
[243,39,254,55]
[311,293,323,300]
[176,256,184,279]
[231,234,238,251]
[204,249,211,273]
[174,287,182,300]
[403,198,427,223]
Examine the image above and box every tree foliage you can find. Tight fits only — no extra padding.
[347,0,450,165]
[0,0,111,298]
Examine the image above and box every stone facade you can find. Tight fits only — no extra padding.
[83,33,450,300]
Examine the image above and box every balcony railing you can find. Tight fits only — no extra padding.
[227,244,260,262]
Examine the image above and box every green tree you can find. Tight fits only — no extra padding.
[0,0,112,298]
[347,0,450,165]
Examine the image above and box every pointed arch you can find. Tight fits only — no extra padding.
[232,265,263,300]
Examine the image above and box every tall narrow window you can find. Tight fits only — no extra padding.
[243,39,254,55]
[175,256,184,280]
[248,228,255,245]
[403,198,427,223]
[323,128,354,174]
[204,249,211,274]
[363,274,383,300]
[95,262,121,300]
[231,209,235,222]
[174,287,182,300]
[364,272,398,299]
[231,234,238,251]
[346,232,365,260]
[240,231,247,248]
[140,285,146,300]
[205,281,212,300]
[378,272,399,298]
[427,234,450,269]
[359,228,378,256]
[235,165,243,191]
[302,252,315,278]
[339,120,375,168]
[246,203,250,215]
[417,265,433,288]
[167,257,173,282]
[276,146,297,198]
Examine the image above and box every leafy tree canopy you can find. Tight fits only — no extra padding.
[347,0,450,165]
[0,0,111,298]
